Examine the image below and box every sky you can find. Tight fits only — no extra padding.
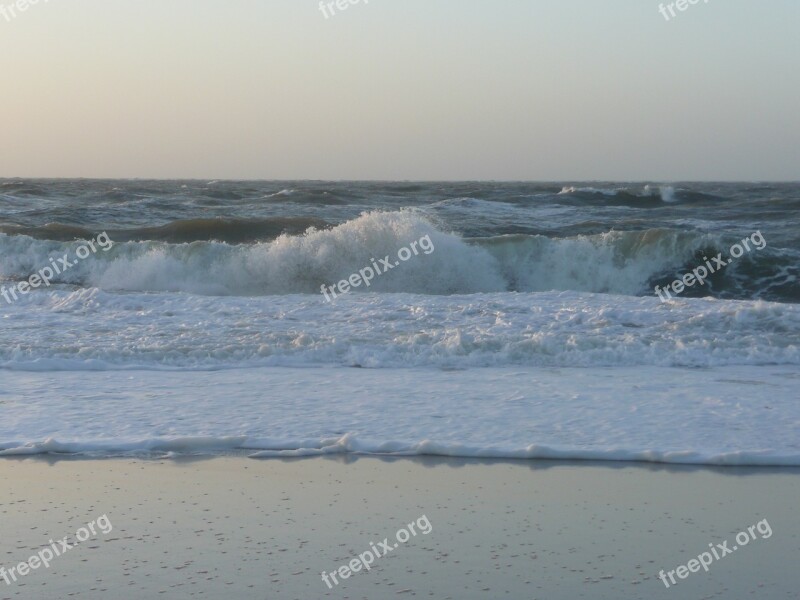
[1,0,798,180]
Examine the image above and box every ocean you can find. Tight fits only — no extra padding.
[1,180,798,464]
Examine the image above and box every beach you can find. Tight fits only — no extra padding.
[1,457,798,599]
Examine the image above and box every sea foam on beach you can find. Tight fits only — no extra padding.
[0,365,798,466]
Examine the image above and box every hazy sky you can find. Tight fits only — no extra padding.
[1,0,798,180]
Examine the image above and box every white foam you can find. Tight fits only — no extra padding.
[0,211,505,296]
[1,366,798,466]
[0,289,797,370]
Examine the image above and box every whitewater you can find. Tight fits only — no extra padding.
[1,180,798,465]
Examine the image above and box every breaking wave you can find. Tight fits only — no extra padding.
[0,211,797,301]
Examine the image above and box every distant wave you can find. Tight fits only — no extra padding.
[557,185,721,205]
[0,181,51,197]
[0,217,331,244]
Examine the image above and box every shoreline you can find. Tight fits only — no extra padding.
[5,452,800,471]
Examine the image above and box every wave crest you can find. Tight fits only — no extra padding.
[0,211,796,301]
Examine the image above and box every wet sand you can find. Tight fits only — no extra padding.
[0,456,797,599]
